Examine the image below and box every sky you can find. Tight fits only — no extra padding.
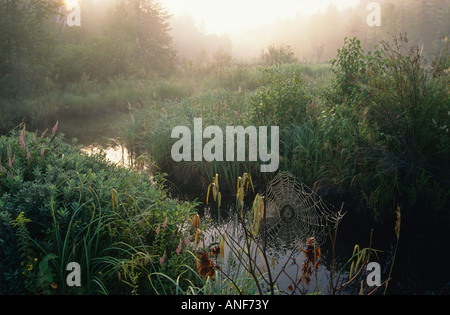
[158,0,360,35]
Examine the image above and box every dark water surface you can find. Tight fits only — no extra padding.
[63,114,449,295]
[194,194,450,295]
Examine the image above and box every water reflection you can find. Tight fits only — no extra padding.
[81,140,132,167]
[200,199,341,295]
[197,196,450,295]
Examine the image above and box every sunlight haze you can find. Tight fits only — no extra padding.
[158,0,360,35]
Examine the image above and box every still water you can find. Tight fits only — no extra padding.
[199,197,450,295]
[81,142,132,167]
[79,138,449,295]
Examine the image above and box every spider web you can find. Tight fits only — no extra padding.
[263,171,342,249]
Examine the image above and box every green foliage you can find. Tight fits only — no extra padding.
[0,124,200,294]
[119,35,449,223]
[261,45,297,66]
[250,64,313,126]
[0,0,61,98]
[330,37,380,105]
[122,88,256,192]
[0,0,177,134]
[329,34,450,220]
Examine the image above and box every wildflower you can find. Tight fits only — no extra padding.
[176,238,183,255]
[198,252,215,279]
[156,225,160,236]
[162,218,167,229]
[19,127,25,150]
[51,282,58,289]
[26,149,31,160]
[52,121,59,134]
[304,237,321,266]
[184,232,190,246]
[301,237,322,286]
[8,157,12,168]
[40,128,48,138]
[41,143,45,156]
[211,245,221,256]
[160,252,166,266]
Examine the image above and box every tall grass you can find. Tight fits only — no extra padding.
[121,36,449,223]
[120,63,332,193]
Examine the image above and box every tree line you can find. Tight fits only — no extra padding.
[0,0,175,99]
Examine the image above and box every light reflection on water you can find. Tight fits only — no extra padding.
[78,137,449,295]
[200,202,340,295]
[81,141,132,167]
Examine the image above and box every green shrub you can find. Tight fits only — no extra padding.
[0,124,200,294]
[250,64,313,126]
[329,34,450,220]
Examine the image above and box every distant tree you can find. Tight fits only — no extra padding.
[102,0,176,75]
[210,48,234,72]
[169,12,232,62]
[261,45,297,65]
[0,0,60,97]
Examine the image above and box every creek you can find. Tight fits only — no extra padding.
[61,114,449,295]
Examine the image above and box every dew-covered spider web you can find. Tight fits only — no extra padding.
[262,171,342,250]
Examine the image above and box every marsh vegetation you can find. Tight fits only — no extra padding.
[0,0,449,295]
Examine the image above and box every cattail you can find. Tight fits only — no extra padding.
[190,214,201,231]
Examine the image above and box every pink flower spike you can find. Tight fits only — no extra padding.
[19,138,25,150]
[162,218,167,229]
[41,143,45,156]
[156,225,160,236]
[19,128,25,150]
[52,121,59,134]
[176,239,183,255]
[26,149,31,160]
[184,232,190,246]
[160,252,166,266]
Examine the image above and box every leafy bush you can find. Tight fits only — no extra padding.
[250,64,313,126]
[329,34,450,220]
[0,124,200,294]
[261,45,298,66]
